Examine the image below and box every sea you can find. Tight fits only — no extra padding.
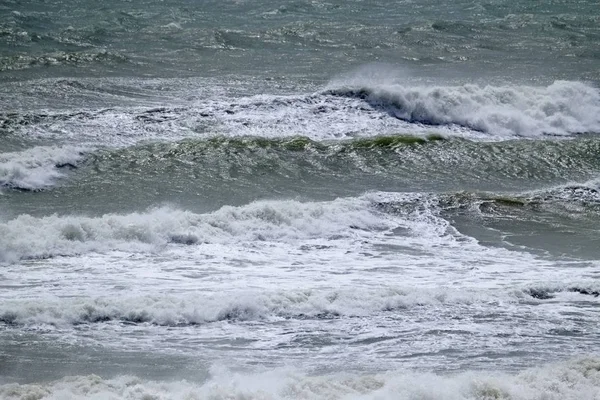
[1,0,600,398]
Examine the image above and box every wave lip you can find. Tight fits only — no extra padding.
[325,80,600,137]
[0,146,86,191]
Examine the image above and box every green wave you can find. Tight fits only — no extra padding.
[87,134,600,182]
[157,134,447,153]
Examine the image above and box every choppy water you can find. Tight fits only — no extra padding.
[1,1,600,399]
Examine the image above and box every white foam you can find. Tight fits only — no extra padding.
[186,93,468,140]
[3,277,599,328]
[0,286,503,327]
[0,146,86,191]
[1,94,472,148]
[0,193,450,263]
[326,79,600,137]
[1,358,599,400]
[5,77,599,148]
[0,196,382,262]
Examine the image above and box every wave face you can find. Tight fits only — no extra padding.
[81,135,600,191]
[326,81,600,137]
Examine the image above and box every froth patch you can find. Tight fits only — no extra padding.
[0,287,492,327]
[0,50,129,72]
[325,80,600,137]
[0,196,400,263]
[0,146,86,191]
[1,358,599,399]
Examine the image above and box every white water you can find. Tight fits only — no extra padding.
[7,78,599,157]
[2,75,600,398]
[2,358,600,400]
[0,193,454,262]
[326,80,600,137]
[1,193,598,380]
[0,146,86,191]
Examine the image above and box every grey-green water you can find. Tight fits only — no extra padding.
[1,1,600,399]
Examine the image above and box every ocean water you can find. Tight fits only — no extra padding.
[1,0,600,399]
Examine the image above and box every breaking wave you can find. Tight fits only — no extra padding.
[1,358,599,400]
[325,80,600,137]
[0,146,86,191]
[0,194,409,262]
[5,80,599,148]
[0,286,500,327]
[1,281,598,328]
[1,183,598,263]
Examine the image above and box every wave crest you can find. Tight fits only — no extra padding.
[326,80,600,137]
[0,196,400,262]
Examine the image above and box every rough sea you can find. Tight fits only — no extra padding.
[1,0,600,399]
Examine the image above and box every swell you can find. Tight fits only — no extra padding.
[78,136,600,195]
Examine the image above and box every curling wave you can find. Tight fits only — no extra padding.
[325,80,600,137]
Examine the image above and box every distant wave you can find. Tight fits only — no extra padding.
[325,80,600,137]
[1,358,599,399]
[0,50,128,72]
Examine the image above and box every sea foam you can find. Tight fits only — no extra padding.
[0,146,86,191]
[1,358,599,400]
[0,195,399,262]
[326,80,600,137]
[0,286,504,327]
